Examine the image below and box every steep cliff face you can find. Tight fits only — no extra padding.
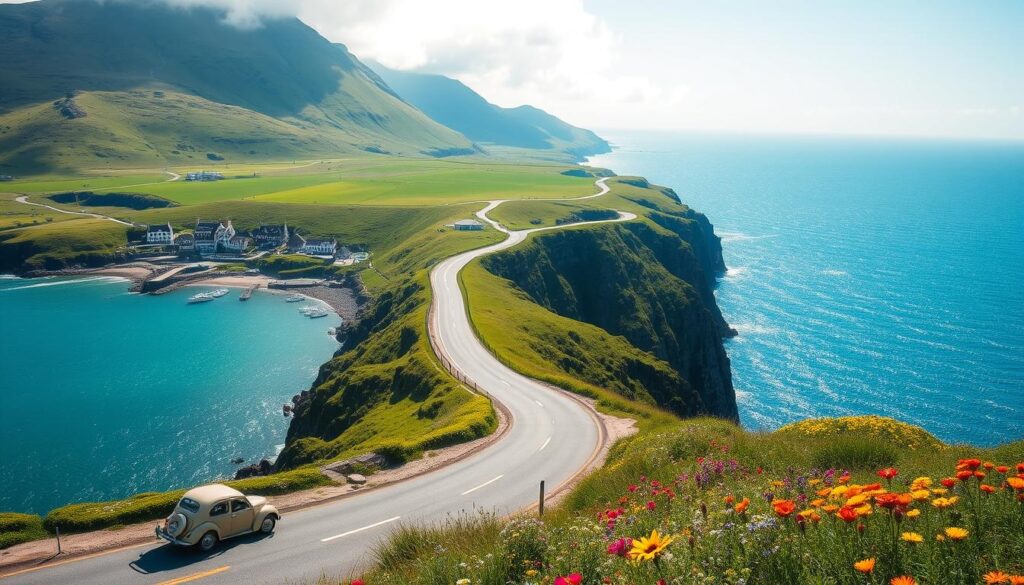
[481,211,737,420]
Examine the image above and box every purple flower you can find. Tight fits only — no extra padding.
[607,537,633,557]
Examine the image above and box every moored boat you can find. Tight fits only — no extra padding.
[285,294,304,302]
[188,293,214,304]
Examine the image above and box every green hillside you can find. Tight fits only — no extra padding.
[369,62,610,159]
[0,0,478,173]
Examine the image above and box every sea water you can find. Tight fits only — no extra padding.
[0,277,340,514]
[588,132,1024,446]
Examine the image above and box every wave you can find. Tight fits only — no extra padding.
[821,269,849,276]
[719,231,778,243]
[0,276,126,291]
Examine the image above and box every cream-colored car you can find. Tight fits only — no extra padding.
[155,484,280,551]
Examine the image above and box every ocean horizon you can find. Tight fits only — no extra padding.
[588,131,1024,446]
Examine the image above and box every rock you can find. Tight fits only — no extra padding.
[346,474,367,485]
[323,460,354,475]
[354,453,387,467]
[231,457,245,465]
[233,458,273,480]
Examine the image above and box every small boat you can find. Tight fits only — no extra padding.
[209,288,230,298]
[188,292,214,304]
[306,308,329,318]
[298,305,318,314]
[285,294,304,303]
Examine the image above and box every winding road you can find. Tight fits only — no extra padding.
[2,178,632,585]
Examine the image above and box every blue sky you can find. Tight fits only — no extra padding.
[4,0,1020,139]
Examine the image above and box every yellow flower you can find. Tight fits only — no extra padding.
[911,476,932,490]
[911,489,931,501]
[845,494,868,507]
[854,503,873,517]
[900,531,923,543]
[931,487,949,496]
[944,527,969,541]
[906,509,921,518]
[629,529,674,562]
[932,496,959,509]
[854,558,876,574]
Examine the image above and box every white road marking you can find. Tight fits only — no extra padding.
[321,516,401,542]
[461,474,505,496]
[539,436,552,452]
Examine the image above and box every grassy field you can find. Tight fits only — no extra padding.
[0,193,79,230]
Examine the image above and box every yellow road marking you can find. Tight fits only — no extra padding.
[154,565,230,585]
[0,541,154,580]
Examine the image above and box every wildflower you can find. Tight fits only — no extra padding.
[956,470,974,481]
[646,500,656,511]
[628,484,638,493]
[837,506,858,523]
[901,531,923,543]
[910,476,932,490]
[1010,576,1024,585]
[724,495,735,505]
[980,484,996,494]
[554,574,582,585]
[984,461,995,469]
[629,530,673,562]
[996,465,1009,473]
[734,497,750,514]
[958,458,982,471]
[984,572,1011,584]
[906,509,920,518]
[854,558,876,574]
[351,581,364,585]
[931,496,959,509]
[877,467,898,481]
[456,580,471,585]
[944,527,968,541]
[525,570,538,577]
[772,499,796,517]
[891,577,917,585]
[1007,477,1024,490]
[1018,463,1024,473]
[876,493,911,509]
[941,477,957,488]
[910,489,930,501]
[607,538,633,558]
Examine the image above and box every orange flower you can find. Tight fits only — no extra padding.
[984,461,995,470]
[984,571,1011,584]
[980,484,996,494]
[891,577,916,585]
[724,495,735,505]
[772,499,796,517]
[1007,477,1024,491]
[854,558,876,574]
[878,467,899,480]
[944,527,969,541]
[996,465,1009,473]
[1008,576,1024,585]
[956,470,974,481]
[734,498,750,514]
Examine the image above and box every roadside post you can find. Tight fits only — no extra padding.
[539,480,545,517]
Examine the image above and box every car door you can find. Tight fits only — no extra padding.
[230,498,255,535]
[208,500,230,537]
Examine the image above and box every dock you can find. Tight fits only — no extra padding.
[240,284,259,301]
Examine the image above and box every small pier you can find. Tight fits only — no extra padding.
[239,284,259,301]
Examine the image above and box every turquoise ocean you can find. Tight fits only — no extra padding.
[589,132,1024,446]
[0,277,340,514]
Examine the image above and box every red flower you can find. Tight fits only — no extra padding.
[1017,463,1024,473]
[958,458,982,470]
[351,581,364,585]
[980,484,996,494]
[837,506,858,523]
[555,573,582,585]
[996,465,1009,473]
[646,500,657,511]
[941,477,957,488]
[955,470,973,481]
[628,484,638,493]
[877,468,899,480]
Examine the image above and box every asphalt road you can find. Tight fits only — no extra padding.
[2,177,632,585]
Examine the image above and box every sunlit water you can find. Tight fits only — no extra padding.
[589,132,1024,446]
[0,276,340,514]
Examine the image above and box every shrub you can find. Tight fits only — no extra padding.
[0,513,47,549]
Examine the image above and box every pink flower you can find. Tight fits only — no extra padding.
[555,573,582,585]
[628,484,638,493]
[607,537,633,557]
[646,500,656,511]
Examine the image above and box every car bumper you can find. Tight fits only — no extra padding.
[155,526,191,546]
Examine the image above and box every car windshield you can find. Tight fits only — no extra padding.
[178,497,201,513]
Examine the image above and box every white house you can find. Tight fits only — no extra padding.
[175,233,195,252]
[300,238,338,256]
[146,222,174,244]
[453,219,484,231]
[223,235,252,253]
[194,219,235,255]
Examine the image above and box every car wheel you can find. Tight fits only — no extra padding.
[198,531,218,552]
[260,517,276,534]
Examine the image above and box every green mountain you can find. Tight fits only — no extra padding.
[368,62,610,159]
[0,0,479,173]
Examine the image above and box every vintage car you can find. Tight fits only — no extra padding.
[155,484,280,551]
